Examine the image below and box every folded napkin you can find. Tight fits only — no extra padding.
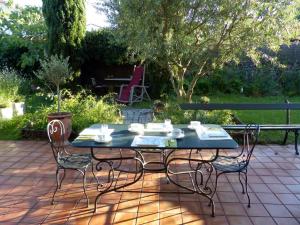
[79,128,114,136]
[196,127,231,140]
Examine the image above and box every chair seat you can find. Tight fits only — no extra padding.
[58,153,92,169]
[212,156,247,172]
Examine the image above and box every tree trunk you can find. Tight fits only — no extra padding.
[57,85,61,113]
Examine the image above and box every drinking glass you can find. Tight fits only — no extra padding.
[101,124,108,133]
[164,119,171,127]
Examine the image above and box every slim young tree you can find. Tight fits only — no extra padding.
[42,0,86,71]
[102,0,300,102]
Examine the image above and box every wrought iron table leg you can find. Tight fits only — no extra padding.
[295,130,299,155]
[165,148,219,217]
[282,130,289,145]
[91,147,144,213]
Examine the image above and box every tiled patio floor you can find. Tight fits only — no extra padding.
[1,141,300,225]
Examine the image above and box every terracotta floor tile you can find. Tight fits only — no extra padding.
[260,176,281,184]
[266,183,291,194]
[237,192,260,204]
[264,204,293,217]
[136,212,159,225]
[42,210,71,224]
[256,193,281,204]
[286,184,300,194]
[222,203,247,216]
[180,201,202,214]
[285,204,300,217]
[140,193,159,201]
[277,176,299,185]
[159,212,183,225]
[113,212,137,225]
[201,202,224,216]
[159,200,181,214]
[276,193,300,204]
[181,212,205,225]
[213,182,234,192]
[67,214,92,225]
[249,183,271,193]
[205,215,229,225]
[89,212,115,225]
[273,217,300,225]
[243,203,269,217]
[117,199,139,213]
[227,216,253,225]
[217,192,240,203]
[18,207,50,224]
[138,201,159,213]
[0,208,28,223]
[250,216,276,225]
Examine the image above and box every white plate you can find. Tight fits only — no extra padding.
[167,133,184,139]
[131,136,166,147]
[80,128,114,136]
[94,136,112,143]
[187,125,199,130]
[145,123,173,133]
[128,127,144,133]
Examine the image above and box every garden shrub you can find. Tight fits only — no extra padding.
[0,68,25,106]
[155,100,233,125]
[0,116,28,139]
[23,90,123,133]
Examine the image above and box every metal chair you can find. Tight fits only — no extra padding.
[210,124,260,207]
[47,119,98,206]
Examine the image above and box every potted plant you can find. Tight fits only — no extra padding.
[35,55,73,140]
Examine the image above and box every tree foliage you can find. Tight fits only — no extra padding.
[35,55,73,113]
[42,0,86,71]
[102,0,300,101]
[0,5,46,74]
[82,29,128,65]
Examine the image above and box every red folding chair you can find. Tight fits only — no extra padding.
[117,65,151,105]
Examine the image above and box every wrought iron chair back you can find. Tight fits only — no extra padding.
[240,124,260,169]
[210,124,260,208]
[47,119,66,164]
[47,119,98,206]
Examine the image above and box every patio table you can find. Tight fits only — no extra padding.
[72,124,238,216]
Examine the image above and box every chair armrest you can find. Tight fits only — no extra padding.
[131,85,149,88]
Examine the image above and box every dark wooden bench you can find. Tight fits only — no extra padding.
[180,102,300,155]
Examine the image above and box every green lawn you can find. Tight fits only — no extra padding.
[208,95,300,144]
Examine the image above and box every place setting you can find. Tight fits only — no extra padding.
[128,119,184,147]
[187,120,231,140]
[75,124,114,143]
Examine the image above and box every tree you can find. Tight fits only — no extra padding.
[42,0,86,71]
[0,5,46,74]
[102,0,300,101]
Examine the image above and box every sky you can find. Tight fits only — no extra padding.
[13,0,109,30]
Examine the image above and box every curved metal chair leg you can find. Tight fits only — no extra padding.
[91,162,99,186]
[238,172,245,194]
[52,167,60,204]
[208,171,219,207]
[80,169,89,207]
[244,171,250,207]
[59,168,66,189]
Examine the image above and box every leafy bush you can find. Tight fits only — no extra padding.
[0,68,25,106]
[154,100,233,125]
[0,116,29,139]
[24,90,123,133]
